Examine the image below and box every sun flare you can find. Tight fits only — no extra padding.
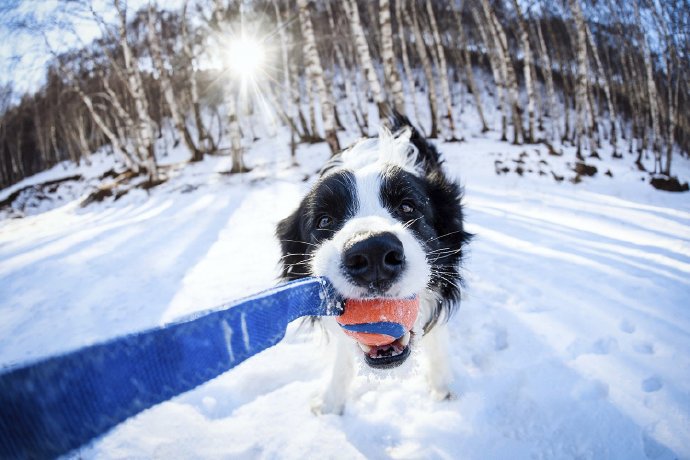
[225,37,265,80]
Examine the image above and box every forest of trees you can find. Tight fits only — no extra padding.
[0,0,688,191]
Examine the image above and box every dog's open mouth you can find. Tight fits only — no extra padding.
[356,331,413,369]
[336,295,419,369]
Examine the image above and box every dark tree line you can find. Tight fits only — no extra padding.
[1,0,688,190]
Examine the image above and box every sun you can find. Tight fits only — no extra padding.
[225,37,265,80]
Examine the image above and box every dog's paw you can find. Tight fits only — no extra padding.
[311,397,345,416]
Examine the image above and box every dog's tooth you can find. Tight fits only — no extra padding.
[358,342,372,353]
[400,331,411,347]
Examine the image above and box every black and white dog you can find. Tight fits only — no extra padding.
[277,117,470,414]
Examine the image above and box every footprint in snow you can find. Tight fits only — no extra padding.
[619,319,636,334]
[633,341,655,355]
[641,376,663,393]
[567,336,618,358]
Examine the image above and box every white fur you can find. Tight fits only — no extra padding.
[337,127,421,177]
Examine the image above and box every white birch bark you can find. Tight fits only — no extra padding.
[453,5,488,132]
[585,23,616,153]
[511,0,536,142]
[75,84,137,171]
[535,20,559,141]
[483,0,523,144]
[181,0,212,156]
[396,0,423,127]
[114,0,158,181]
[342,0,386,118]
[380,0,404,113]
[472,6,506,138]
[569,0,589,158]
[211,0,245,171]
[325,1,367,135]
[147,4,201,161]
[634,0,661,170]
[405,2,440,138]
[297,0,340,154]
[425,0,458,139]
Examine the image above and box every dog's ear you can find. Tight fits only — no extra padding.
[276,206,311,280]
[425,171,473,312]
[387,112,442,175]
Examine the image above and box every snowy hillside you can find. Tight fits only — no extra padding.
[1,129,689,459]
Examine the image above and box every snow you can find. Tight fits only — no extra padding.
[1,123,689,459]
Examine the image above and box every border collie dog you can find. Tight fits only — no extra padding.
[277,117,470,414]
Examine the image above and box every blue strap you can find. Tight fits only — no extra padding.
[0,277,342,460]
[339,322,406,339]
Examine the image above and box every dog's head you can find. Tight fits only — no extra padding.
[277,118,469,368]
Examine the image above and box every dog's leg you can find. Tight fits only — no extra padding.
[312,323,355,415]
[423,323,454,401]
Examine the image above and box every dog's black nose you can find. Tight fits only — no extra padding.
[342,232,405,289]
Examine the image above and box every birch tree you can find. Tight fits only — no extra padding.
[585,23,617,155]
[147,4,202,162]
[453,4,488,132]
[534,17,559,141]
[480,0,523,143]
[325,1,367,135]
[180,0,214,156]
[472,6,506,138]
[395,0,423,127]
[511,0,536,143]
[113,0,158,181]
[380,0,404,114]
[342,0,387,119]
[297,0,340,154]
[634,0,662,172]
[425,0,458,140]
[569,0,589,158]
[404,1,440,138]
[210,0,246,172]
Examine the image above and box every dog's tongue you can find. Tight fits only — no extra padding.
[336,297,419,347]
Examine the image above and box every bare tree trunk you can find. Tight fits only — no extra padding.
[586,23,617,153]
[343,0,387,119]
[75,84,137,171]
[404,2,439,138]
[147,4,201,162]
[297,0,340,154]
[512,0,536,143]
[425,0,458,140]
[211,0,246,171]
[181,0,213,156]
[380,0,404,113]
[396,0,423,128]
[585,70,600,153]
[454,5,488,132]
[534,20,559,141]
[569,0,588,159]
[480,0,522,143]
[273,0,304,148]
[114,0,158,182]
[325,1,366,135]
[634,0,662,172]
[472,7,506,138]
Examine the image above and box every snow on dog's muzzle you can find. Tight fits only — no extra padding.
[337,297,419,369]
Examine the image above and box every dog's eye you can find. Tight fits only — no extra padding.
[317,215,333,229]
[399,201,415,214]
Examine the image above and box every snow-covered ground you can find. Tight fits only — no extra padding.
[1,125,689,459]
